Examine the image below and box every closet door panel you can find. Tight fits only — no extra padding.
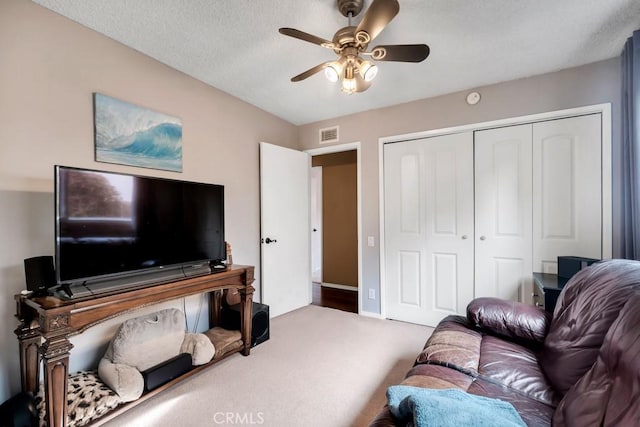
[384,140,428,324]
[533,114,602,273]
[384,140,424,323]
[475,125,533,301]
[384,133,474,326]
[423,137,474,320]
[398,251,421,306]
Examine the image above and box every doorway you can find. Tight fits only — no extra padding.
[306,143,362,314]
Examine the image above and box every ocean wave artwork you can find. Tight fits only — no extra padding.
[94,93,183,172]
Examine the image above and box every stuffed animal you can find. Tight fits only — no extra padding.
[98,308,215,402]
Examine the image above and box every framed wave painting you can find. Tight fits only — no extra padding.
[93,93,183,172]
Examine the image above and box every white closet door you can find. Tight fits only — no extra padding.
[533,114,602,273]
[384,133,474,326]
[475,125,533,301]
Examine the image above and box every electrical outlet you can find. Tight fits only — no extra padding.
[367,236,375,247]
[368,289,375,300]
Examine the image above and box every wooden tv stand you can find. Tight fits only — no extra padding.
[14,264,255,427]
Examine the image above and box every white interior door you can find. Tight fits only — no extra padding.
[474,124,533,301]
[260,142,310,318]
[311,166,322,283]
[384,133,474,326]
[533,114,602,273]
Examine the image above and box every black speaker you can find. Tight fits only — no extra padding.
[23,256,55,294]
[0,391,38,427]
[141,353,192,392]
[557,256,599,280]
[221,302,269,347]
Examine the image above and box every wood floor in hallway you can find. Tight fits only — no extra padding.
[311,282,358,313]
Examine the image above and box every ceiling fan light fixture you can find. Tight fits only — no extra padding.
[341,77,357,94]
[359,60,378,82]
[325,64,340,82]
[341,64,357,93]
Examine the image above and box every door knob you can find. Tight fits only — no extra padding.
[313,228,317,232]
[265,237,277,244]
[479,236,486,241]
[461,235,468,240]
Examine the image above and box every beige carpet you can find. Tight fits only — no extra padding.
[104,305,433,427]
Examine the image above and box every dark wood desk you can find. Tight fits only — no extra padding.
[532,272,567,313]
[14,265,254,427]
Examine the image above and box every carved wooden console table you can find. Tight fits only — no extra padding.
[14,264,255,427]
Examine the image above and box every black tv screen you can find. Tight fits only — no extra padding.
[55,165,225,285]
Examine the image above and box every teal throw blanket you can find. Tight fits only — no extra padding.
[387,386,526,427]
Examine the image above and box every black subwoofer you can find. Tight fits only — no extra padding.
[221,302,269,347]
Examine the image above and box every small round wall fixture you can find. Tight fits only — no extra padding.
[466,91,481,105]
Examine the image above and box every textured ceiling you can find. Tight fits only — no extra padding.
[32,0,640,125]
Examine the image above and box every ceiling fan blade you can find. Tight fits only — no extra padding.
[355,0,399,44]
[279,28,335,49]
[371,44,430,62]
[291,62,331,82]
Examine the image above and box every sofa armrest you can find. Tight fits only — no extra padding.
[368,406,397,427]
[467,298,551,346]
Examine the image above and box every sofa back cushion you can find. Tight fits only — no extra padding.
[552,292,640,425]
[539,259,640,395]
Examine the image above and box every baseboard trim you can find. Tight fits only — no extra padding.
[321,282,358,292]
[359,310,384,319]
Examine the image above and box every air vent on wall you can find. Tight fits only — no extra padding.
[319,126,339,144]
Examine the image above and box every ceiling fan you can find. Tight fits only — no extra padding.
[279,0,430,94]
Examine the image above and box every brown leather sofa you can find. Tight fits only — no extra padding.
[370,259,640,426]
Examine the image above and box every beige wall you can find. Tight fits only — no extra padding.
[298,58,622,314]
[0,0,297,401]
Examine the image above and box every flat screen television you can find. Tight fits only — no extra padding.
[55,165,225,288]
